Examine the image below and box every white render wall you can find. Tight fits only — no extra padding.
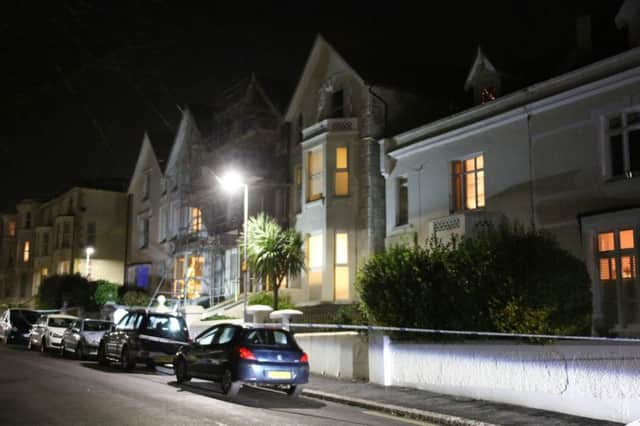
[369,338,640,424]
[295,331,369,380]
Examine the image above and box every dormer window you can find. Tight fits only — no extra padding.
[480,87,496,104]
[605,110,640,179]
[330,90,344,118]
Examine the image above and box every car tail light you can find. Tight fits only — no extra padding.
[238,347,256,360]
[300,352,309,363]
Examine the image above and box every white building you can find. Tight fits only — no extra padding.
[381,45,640,336]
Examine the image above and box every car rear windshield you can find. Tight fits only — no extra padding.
[84,321,111,332]
[144,315,188,342]
[48,317,74,328]
[242,329,294,347]
[10,310,40,327]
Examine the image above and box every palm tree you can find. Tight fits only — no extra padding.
[245,213,305,310]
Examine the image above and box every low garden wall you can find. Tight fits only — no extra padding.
[295,331,368,380]
[369,334,640,424]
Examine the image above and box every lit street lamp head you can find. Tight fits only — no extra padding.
[85,246,95,256]
[217,170,245,192]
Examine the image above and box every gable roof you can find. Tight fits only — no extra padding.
[285,34,363,121]
[128,133,159,193]
[464,46,499,91]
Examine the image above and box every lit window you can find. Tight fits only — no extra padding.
[396,177,408,226]
[8,221,15,237]
[335,233,349,300]
[335,147,349,196]
[452,154,485,211]
[23,241,30,262]
[189,208,202,233]
[41,267,48,278]
[620,229,635,249]
[307,234,323,269]
[173,255,185,298]
[605,111,640,178]
[480,87,496,103]
[598,229,636,282]
[307,149,323,202]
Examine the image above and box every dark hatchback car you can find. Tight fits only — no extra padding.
[174,323,309,397]
[0,309,41,344]
[98,310,189,370]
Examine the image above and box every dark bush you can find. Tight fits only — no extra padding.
[121,290,151,307]
[356,222,591,336]
[37,274,98,311]
[248,291,296,310]
[94,280,120,305]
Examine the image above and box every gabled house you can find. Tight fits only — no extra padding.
[284,34,432,304]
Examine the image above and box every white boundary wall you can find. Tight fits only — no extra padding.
[369,335,640,424]
[295,331,368,380]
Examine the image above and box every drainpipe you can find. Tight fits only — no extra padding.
[365,86,389,255]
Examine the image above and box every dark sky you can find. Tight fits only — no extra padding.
[0,0,625,212]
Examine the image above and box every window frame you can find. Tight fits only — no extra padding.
[306,148,324,203]
[451,153,485,212]
[395,176,409,227]
[334,147,349,196]
[604,110,640,179]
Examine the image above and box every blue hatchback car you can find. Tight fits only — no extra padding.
[174,323,309,396]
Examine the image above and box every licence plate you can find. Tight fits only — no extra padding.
[267,371,292,379]
[154,355,174,364]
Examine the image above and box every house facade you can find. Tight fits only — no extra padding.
[0,186,128,304]
[382,46,640,336]
[284,35,429,304]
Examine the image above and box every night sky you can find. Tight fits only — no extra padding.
[0,0,625,212]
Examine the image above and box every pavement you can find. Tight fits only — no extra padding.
[303,375,623,426]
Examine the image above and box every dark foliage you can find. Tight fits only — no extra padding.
[356,222,592,336]
[37,274,98,311]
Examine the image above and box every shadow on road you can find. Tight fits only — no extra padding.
[81,361,162,375]
[168,380,326,410]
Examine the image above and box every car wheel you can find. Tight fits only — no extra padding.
[146,360,156,371]
[286,385,303,398]
[40,338,47,353]
[98,342,108,366]
[120,346,135,371]
[76,343,84,361]
[220,369,241,396]
[175,358,191,383]
[27,338,32,351]
[60,343,66,358]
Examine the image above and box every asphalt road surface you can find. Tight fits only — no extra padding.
[0,344,430,425]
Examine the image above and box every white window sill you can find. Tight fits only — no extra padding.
[389,223,413,236]
[304,198,324,210]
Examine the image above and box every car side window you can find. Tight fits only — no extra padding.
[195,327,218,346]
[116,314,131,331]
[215,326,236,345]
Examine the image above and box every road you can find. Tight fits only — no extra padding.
[0,344,428,425]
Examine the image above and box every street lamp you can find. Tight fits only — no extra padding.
[85,246,95,279]
[217,170,249,322]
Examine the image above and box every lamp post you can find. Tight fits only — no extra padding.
[217,170,249,322]
[85,246,95,279]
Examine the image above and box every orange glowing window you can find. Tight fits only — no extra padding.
[452,154,485,211]
[619,229,635,250]
[598,232,615,252]
[621,256,636,279]
[599,258,617,281]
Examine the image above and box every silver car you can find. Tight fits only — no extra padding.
[27,314,48,350]
[61,319,112,359]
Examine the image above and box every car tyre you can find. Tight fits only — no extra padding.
[286,385,303,398]
[220,369,241,396]
[60,343,67,358]
[98,342,108,366]
[40,338,47,353]
[120,346,135,371]
[27,338,32,351]
[175,358,191,383]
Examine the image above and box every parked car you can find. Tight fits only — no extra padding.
[0,309,41,344]
[61,319,113,360]
[98,309,189,370]
[29,314,78,353]
[174,323,309,397]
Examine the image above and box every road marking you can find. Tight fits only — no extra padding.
[362,410,436,425]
